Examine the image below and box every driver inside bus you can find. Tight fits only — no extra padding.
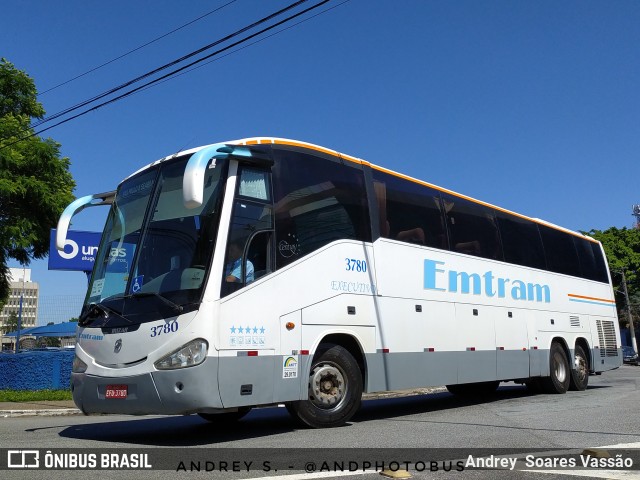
[225,241,254,283]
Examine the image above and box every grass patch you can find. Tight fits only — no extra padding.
[0,389,73,402]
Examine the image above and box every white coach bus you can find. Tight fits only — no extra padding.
[58,138,622,428]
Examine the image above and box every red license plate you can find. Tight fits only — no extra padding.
[105,385,128,399]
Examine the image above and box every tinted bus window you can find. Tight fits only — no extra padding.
[574,237,609,283]
[372,170,447,249]
[442,194,503,261]
[591,242,610,283]
[495,212,546,269]
[539,225,581,277]
[272,149,370,269]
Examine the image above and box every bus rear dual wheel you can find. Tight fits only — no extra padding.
[286,344,363,428]
[534,342,589,394]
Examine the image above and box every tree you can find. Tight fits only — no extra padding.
[1,312,18,334]
[39,336,61,348]
[0,58,75,305]
[586,227,640,326]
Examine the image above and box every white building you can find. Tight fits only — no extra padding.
[1,268,39,347]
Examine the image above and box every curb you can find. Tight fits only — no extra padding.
[0,408,82,418]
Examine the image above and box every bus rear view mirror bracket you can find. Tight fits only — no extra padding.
[56,191,115,250]
[183,144,273,209]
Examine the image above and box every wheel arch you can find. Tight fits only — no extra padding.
[314,333,366,386]
[550,336,571,363]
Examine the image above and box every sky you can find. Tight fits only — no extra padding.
[2,0,640,323]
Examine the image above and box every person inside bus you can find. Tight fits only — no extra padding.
[225,241,254,283]
[396,227,425,244]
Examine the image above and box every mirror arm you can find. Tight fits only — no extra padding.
[56,191,115,250]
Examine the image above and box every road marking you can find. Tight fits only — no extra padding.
[595,443,640,449]
[248,470,372,480]
[521,470,638,479]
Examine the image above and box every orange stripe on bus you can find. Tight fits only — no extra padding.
[568,294,615,303]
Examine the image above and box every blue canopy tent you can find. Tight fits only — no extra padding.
[3,326,37,337]
[4,322,77,337]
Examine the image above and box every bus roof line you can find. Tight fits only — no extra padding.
[121,136,598,244]
[230,137,597,244]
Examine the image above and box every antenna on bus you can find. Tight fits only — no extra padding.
[633,204,640,229]
[170,135,198,158]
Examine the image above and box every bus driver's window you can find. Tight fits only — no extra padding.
[221,166,273,297]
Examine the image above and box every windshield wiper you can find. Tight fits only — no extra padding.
[79,303,129,326]
[126,292,184,314]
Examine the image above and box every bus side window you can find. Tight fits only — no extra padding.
[495,211,546,270]
[539,224,581,277]
[574,236,609,282]
[590,241,609,283]
[221,200,273,297]
[442,194,503,261]
[372,169,447,249]
[272,149,370,270]
[246,230,273,281]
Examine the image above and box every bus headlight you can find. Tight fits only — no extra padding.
[72,355,88,373]
[155,339,208,370]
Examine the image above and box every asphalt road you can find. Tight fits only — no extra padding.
[1,365,639,480]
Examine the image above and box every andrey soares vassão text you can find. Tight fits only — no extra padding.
[465,454,635,471]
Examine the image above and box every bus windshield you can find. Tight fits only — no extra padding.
[81,154,228,326]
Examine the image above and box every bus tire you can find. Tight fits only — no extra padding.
[569,344,589,391]
[541,342,570,394]
[198,407,251,424]
[288,344,362,428]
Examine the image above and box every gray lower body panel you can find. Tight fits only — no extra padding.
[72,356,222,415]
[364,349,550,392]
[73,347,621,415]
[591,347,623,372]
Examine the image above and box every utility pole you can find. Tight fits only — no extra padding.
[620,270,638,355]
[14,267,25,354]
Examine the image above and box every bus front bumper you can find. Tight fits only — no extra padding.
[71,358,223,415]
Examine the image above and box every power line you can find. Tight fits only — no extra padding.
[0,0,336,151]
[30,0,334,138]
[32,0,309,129]
[141,0,351,93]
[39,0,239,95]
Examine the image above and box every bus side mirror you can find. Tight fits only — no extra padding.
[183,144,273,209]
[56,191,115,250]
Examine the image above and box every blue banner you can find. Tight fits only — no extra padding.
[48,229,102,272]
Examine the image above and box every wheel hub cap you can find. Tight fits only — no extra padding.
[309,364,346,409]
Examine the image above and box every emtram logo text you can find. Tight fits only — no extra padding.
[424,259,551,303]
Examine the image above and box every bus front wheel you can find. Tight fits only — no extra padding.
[287,344,362,428]
[541,342,570,394]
